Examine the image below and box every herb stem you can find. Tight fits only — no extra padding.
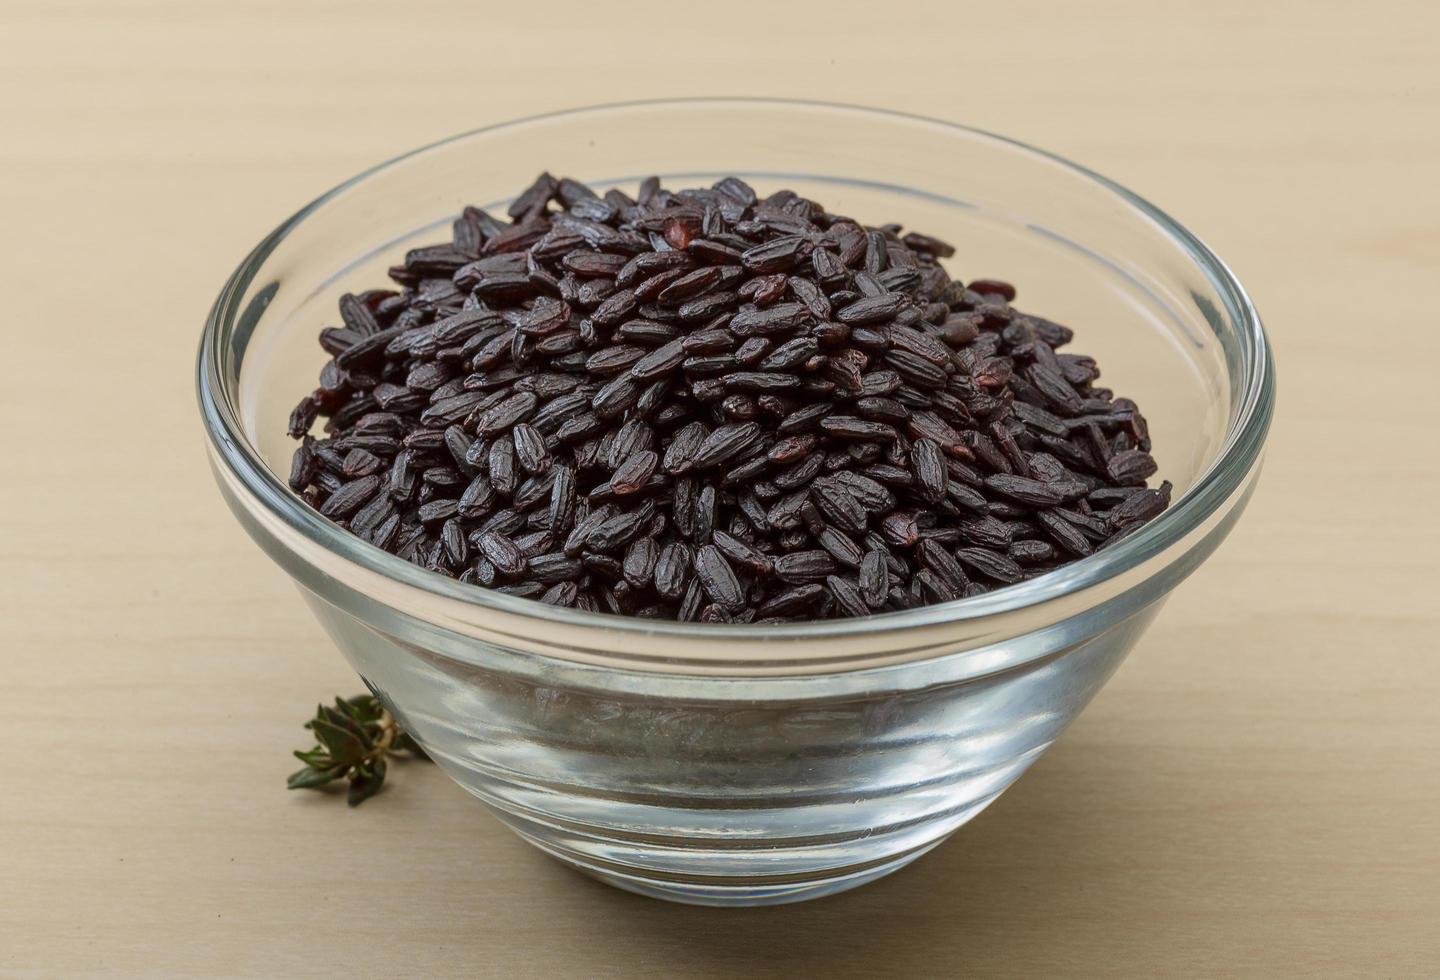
[370,708,396,758]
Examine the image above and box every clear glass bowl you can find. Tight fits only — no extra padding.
[197,99,1274,906]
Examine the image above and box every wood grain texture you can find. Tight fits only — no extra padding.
[2,1,1437,976]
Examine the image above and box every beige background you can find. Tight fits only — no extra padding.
[3,1,1438,976]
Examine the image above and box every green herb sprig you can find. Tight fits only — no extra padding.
[287,695,428,806]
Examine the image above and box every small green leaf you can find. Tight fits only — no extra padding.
[347,758,387,807]
[292,747,332,768]
[302,703,327,732]
[318,704,368,739]
[310,718,370,767]
[287,765,346,790]
[344,695,384,724]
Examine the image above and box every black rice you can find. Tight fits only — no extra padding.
[286,173,1169,619]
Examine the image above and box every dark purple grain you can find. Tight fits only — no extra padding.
[288,173,1167,621]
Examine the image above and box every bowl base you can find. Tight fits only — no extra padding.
[528,834,948,907]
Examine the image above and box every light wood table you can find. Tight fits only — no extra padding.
[3,2,1437,976]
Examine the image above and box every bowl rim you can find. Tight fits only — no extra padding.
[197,96,1275,649]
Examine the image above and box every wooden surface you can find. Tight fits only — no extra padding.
[3,1,1438,976]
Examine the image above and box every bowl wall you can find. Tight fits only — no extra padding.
[304,588,1166,904]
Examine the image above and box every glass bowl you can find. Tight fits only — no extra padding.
[197,98,1274,906]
